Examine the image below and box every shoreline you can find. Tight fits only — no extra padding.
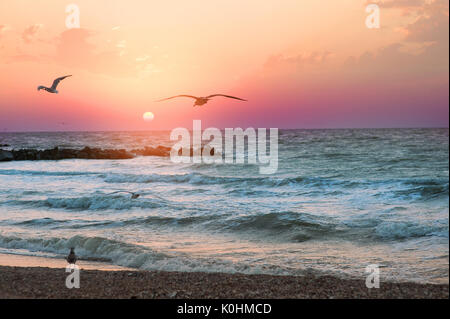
[0,253,131,271]
[0,264,448,299]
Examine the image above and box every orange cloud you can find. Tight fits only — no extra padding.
[404,2,449,42]
[264,51,334,69]
[22,24,43,43]
[54,28,145,77]
[0,25,9,38]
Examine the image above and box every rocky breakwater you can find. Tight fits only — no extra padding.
[0,145,217,162]
[0,147,134,161]
[130,146,171,157]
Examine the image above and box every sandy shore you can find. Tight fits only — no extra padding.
[0,264,448,299]
[0,253,131,271]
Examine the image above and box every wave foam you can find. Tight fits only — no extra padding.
[0,234,307,275]
[375,220,449,239]
[5,195,168,211]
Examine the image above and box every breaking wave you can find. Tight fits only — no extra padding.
[3,209,447,243]
[0,169,101,177]
[3,195,169,211]
[104,172,448,201]
[0,234,306,275]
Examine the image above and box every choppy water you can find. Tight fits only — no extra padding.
[0,129,448,283]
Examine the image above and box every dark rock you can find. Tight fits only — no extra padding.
[130,146,171,157]
[7,147,134,161]
[177,147,216,157]
[0,150,13,161]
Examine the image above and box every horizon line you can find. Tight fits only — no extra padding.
[1,127,449,134]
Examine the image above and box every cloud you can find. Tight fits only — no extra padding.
[54,28,148,77]
[369,0,425,8]
[0,25,9,38]
[6,54,42,63]
[135,55,150,62]
[259,0,448,89]
[369,0,449,40]
[244,0,448,128]
[22,24,43,43]
[360,0,448,64]
[343,42,448,81]
[403,1,449,42]
[345,1,448,78]
[55,28,95,66]
[264,51,334,69]
[369,0,448,20]
[2,26,157,77]
[116,40,126,48]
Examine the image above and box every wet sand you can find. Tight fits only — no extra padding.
[0,253,131,271]
[0,264,448,299]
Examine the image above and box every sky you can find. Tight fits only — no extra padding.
[0,0,448,131]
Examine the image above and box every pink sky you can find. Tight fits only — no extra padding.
[0,0,448,131]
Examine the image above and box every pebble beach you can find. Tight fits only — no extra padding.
[0,265,448,299]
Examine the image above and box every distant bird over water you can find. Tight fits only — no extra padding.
[37,75,72,94]
[108,190,140,199]
[66,247,77,264]
[156,94,247,107]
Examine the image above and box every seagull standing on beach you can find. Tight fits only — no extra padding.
[66,247,77,264]
[156,94,247,107]
[37,75,72,94]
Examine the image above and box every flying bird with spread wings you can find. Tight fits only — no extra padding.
[156,94,247,107]
[37,75,72,94]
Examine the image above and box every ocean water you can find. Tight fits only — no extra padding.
[0,128,448,284]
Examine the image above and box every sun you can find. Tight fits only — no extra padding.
[143,112,154,122]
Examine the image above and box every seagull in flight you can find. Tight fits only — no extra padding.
[107,190,140,199]
[37,75,72,94]
[156,94,247,107]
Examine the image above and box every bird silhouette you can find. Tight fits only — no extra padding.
[37,75,72,94]
[66,247,77,264]
[108,190,140,199]
[156,94,247,107]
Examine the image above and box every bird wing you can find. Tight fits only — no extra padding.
[206,94,247,101]
[108,191,130,195]
[51,75,72,90]
[156,95,198,102]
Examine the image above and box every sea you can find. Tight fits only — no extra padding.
[0,128,448,283]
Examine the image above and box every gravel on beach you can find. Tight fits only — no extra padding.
[0,266,448,299]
